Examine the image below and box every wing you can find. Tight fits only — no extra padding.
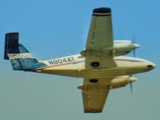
[78,77,113,113]
[81,7,116,68]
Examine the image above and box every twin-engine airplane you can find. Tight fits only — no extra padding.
[4,7,156,113]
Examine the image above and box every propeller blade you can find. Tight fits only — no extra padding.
[129,75,137,93]
[132,35,140,59]
[133,49,135,58]
[130,82,133,93]
[133,35,135,58]
[133,35,135,44]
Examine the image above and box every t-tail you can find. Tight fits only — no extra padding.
[4,32,47,71]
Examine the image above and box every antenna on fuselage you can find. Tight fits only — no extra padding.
[67,52,79,69]
[67,52,72,56]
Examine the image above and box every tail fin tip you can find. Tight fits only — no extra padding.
[4,32,19,59]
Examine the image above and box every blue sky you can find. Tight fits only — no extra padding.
[0,0,160,120]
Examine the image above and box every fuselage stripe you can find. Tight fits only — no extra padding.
[92,14,111,16]
[36,61,84,71]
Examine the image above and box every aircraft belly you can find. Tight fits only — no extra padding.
[77,67,148,78]
[40,67,146,78]
[77,68,129,78]
[38,67,128,78]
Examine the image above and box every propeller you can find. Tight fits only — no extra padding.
[129,75,137,93]
[130,82,133,93]
[129,75,133,92]
[133,35,136,58]
[131,35,140,58]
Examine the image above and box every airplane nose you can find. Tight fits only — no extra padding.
[153,63,156,68]
[132,44,140,49]
[147,63,156,69]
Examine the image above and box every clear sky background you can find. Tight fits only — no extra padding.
[0,0,160,120]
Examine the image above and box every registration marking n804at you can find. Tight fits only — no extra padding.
[48,57,75,65]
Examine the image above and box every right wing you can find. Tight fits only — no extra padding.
[78,77,113,113]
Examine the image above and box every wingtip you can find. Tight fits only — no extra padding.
[84,109,102,113]
[84,111,102,113]
[93,7,111,13]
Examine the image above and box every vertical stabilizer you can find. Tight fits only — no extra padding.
[4,32,46,71]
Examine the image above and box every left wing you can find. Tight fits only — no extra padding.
[78,77,113,113]
[81,7,116,69]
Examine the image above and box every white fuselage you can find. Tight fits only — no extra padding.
[36,55,155,78]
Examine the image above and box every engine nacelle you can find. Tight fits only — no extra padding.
[111,76,137,89]
[112,40,140,56]
[77,76,137,90]
[80,40,140,58]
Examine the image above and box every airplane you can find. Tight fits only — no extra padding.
[4,7,156,113]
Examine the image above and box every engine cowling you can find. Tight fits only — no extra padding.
[112,40,140,56]
[111,76,137,89]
